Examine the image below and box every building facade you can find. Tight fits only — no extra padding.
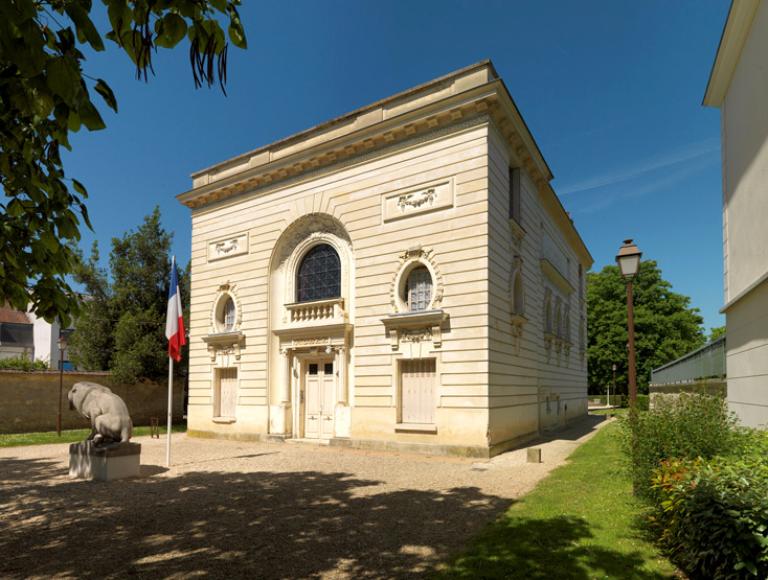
[179,61,593,456]
[704,0,768,428]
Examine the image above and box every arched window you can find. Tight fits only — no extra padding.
[404,266,433,311]
[297,244,341,302]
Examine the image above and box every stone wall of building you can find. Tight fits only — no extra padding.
[0,371,184,434]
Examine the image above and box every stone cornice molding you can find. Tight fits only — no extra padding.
[177,62,592,267]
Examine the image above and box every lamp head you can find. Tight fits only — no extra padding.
[616,239,642,279]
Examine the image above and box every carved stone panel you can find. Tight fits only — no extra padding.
[208,232,248,262]
[382,178,454,222]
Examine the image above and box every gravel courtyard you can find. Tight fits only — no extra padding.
[0,416,607,579]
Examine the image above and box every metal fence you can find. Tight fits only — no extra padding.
[650,336,726,386]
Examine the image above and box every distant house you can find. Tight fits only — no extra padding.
[0,304,73,369]
[704,0,768,427]
[0,306,34,361]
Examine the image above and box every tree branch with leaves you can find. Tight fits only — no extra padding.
[0,0,246,325]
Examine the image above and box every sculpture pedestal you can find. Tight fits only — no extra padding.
[69,441,141,481]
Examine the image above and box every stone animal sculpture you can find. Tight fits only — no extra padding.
[68,382,133,445]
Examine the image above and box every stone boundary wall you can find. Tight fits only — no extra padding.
[0,370,185,434]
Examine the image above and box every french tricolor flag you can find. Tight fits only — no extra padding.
[165,256,186,362]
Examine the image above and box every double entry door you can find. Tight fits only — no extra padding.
[303,359,335,439]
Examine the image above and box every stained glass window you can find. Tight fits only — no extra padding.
[297,244,341,302]
[405,266,432,311]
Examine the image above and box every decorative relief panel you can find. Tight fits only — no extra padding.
[208,232,248,262]
[382,178,453,223]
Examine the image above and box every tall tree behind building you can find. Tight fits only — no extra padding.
[587,260,705,394]
[69,207,190,383]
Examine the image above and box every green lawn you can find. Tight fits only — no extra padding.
[0,424,186,447]
[438,422,675,579]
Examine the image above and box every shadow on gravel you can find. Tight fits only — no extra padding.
[0,456,508,578]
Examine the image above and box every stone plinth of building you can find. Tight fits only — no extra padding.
[69,441,141,481]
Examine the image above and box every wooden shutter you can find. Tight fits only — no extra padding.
[401,359,436,424]
[217,367,238,418]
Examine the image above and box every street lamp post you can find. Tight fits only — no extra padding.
[610,363,617,407]
[57,334,67,437]
[616,239,642,408]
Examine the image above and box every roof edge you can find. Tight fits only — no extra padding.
[190,60,498,179]
[703,0,760,107]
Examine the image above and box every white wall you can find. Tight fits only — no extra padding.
[722,0,768,427]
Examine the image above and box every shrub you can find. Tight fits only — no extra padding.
[651,436,768,579]
[636,394,649,411]
[0,357,48,371]
[620,394,741,495]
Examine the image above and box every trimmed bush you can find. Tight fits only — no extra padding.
[0,357,48,371]
[620,394,741,496]
[651,435,768,579]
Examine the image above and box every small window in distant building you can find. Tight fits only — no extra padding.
[509,167,521,223]
[405,266,433,312]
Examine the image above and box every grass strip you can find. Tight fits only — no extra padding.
[438,422,675,579]
[0,424,187,447]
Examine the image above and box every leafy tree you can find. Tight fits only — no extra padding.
[69,207,189,383]
[67,240,113,370]
[0,0,246,326]
[709,325,726,341]
[587,260,705,394]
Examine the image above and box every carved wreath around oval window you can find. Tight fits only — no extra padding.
[389,247,444,313]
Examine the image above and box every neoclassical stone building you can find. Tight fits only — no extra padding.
[178,61,593,457]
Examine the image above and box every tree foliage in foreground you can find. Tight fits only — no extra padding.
[587,260,705,394]
[68,207,189,383]
[0,0,245,326]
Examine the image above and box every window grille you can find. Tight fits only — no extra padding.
[297,244,341,302]
[406,267,433,312]
[223,297,236,331]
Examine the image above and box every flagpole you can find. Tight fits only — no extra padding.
[166,354,173,467]
[165,253,176,469]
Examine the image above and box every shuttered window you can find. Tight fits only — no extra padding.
[215,367,238,418]
[509,167,521,223]
[400,359,436,424]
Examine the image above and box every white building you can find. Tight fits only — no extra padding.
[179,61,593,456]
[704,0,768,427]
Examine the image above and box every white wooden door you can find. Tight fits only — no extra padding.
[304,360,335,439]
[217,367,238,418]
[400,359,436,424]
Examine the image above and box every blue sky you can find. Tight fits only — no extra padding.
[63,0,730,331]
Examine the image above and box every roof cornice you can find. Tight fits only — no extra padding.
[176,61,591,266]
[703,0,760,107]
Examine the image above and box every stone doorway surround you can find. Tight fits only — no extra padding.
[270,321,351,440]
